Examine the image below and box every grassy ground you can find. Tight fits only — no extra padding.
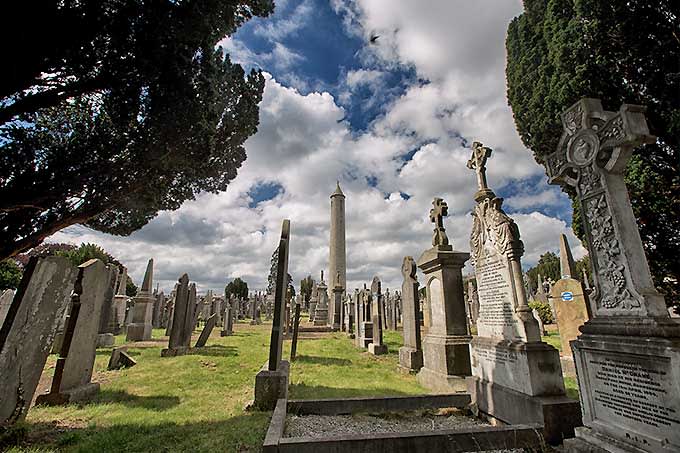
[7,322,579,452]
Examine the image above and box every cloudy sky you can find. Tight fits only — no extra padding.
[50,0,586,294]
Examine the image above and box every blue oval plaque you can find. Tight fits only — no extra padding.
[561,291,574,301]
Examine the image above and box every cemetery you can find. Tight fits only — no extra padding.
[1,1,678,453]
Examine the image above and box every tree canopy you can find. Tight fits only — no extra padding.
[0,260,23,290]
[225,277,249,301]
[0,0,274,260]
[506,0,680,305]
[300,275,314,304]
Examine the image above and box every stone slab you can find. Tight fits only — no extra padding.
[96,333,115,348]
[254,360,290,411]
[398,346,423,373]
[368,343,387,355]
[287,394,471,415]
[416,366,468,393]
[36,382,100,406]
[552,278,589,358]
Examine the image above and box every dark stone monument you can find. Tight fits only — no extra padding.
[399,256,423,372]
[161,274,194,357]
[368,276,387,355]
[194,313,216,348]
[290,303,301,361]
[108,347,137,370]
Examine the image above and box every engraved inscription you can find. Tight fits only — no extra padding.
[475,252,519,339]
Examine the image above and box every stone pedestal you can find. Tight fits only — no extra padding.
[96,333,115,348]
[398,347,423,373]
[313,284,329,326]
[368,343,387,355]
[254,361,290,411]
[360,321,373,348]
[416,245,472,392]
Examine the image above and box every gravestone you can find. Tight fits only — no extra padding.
[308,282,318,323]
[354,289,363,346]
[250,294,262,325]
[399,256,423,373]
[543,98,679,453]
[195,313,216,348]
[313,272,329,326]
[550,234,590,358]
[152,290,165,329]
[221,301,234,337]
[112,267,129,332]
[96,265,119,348]
[532,308,547,336]
[161,274,193,357]
[126,259,155,341]
[332,281,343,330]
[416,197,471,392]
[37,259,111,405]
[0,257,77,424]
[466,142,579,443]
[368,276,388,355]
[0,289,15,328]
[290,303,301,361]
[254,219,291,410]
[108,347,137,370]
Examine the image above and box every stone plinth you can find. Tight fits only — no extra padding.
[254,360,290,411]
[360,322,373,348]
[416,245,472,392]
[398,347,423,373]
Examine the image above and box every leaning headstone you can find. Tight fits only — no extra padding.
[161,274,193,357]
[0,288,16,328]
[466,142,579,443]
[37,259,111,405]
[550,234,590,358]
[399,256,423,372]
[368,276,388,355]
[108,347,137,370]
[416,197,471,392]
[544,98,679,452]
[126,259,155,341]
[0,257,78,424]
[254,219,291,410]
[195,313,216,348]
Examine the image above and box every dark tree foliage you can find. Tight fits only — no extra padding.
[0,0,274,260]
[506,0,680,306]
[266,246,293,296]
[225,277,249,300]
[0,259,23,290]
[56,243,114,267]
[526,252,561,293]
[300,275,314,303]
[14,243,76,267]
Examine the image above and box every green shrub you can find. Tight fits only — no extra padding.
[529,300,554,324]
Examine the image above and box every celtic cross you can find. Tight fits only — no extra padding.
[429,197,449,247]
[467,141,492,192]
[544,98,666,316]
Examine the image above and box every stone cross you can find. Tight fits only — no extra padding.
[466,141,492,192]
[544,98,666,316]
[429,197,449,247]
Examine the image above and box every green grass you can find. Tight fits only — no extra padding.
[542,329,562,352]
[12,323,425,453]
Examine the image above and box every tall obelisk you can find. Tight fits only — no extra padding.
[328,182,346,326]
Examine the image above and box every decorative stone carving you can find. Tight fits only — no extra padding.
[429,198,449,247]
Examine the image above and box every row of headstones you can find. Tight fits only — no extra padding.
[390,99,679,450]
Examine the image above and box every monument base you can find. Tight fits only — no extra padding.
[368,343,388,355]
[468,377,581,445]
[160,346,190,357]
[96,333,115,348]
[125,322,152,342]
[254,360,290,411]
[563,427,643,453]
[421,333,472,379]
[398,347,423,373]
[220,330,232,337]
[36,382,100,406]
[313,308,328,326]
[417,366,468,392]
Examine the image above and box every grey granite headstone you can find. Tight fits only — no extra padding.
[161,274,192,357]
[194,313,216,348]
[0,257,78,424]
[399,256,423,372]
[368,276,387,355]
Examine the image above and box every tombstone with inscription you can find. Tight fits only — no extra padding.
[399,256,423,372]
[550,234,590,358]
[416,197,472,392]
[544,98,680,453]
[466,142,579,443]
[368,276,388,355]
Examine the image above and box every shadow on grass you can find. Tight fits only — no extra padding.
[293,355,351,366]
[189,345,238,357]
[15,412,272,453]
[289,382,415,400]
[89,389,180,411]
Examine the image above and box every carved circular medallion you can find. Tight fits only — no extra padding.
[568,130,599,167]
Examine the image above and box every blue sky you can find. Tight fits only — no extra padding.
[52,0,585,292]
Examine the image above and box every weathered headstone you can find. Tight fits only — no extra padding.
[152,290,165,329]
[254,219,291,410]
[399,256,423,373]
[544,98,679,452]
[96,264,119,347]
[0,257,77,424]
[161,274,193,357]
[37,259,110,405]
[0,289,16,329]
[108,346,137,370]
[466,142,579,443]
[368,277,388,355]
[221,300,234,337]
[194,313,216,348]
[112,267,129,332]
[313,272,329,326]
[331,280,343,330]
[126,259,155,341]
[416,197,471,392]
[290,303,301,361]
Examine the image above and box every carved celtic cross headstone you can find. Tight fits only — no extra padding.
[544,98,666,317]
[429,197,449,247]
[467,141,492,193]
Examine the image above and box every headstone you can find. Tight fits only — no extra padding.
[108,346,137,370]
[194,313,216,348]
[152,290,165,329]
[290,303,301,361]
[313,272,329,326]
[367,277,388,355]
[0,257,77,424]
[96,265,119,348]
[112,267,129,332]
[250,294,262,325]
[0,289,16,329]
[331,284,343,330]
[37,259,110,405]
[254,219,291,410]
[126,259,155,341]
[161,274,193,357]
[221,301,234,337]
[544,98,679,453]
[550,234,590,358]
[399,256,423,372]
[308,282,318,323]
[466,141,579,443]
[415,197,471,392]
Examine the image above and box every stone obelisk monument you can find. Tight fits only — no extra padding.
[328,181,346,324]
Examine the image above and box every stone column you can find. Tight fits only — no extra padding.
[544,99,679,452]
[126,259,155,342]
[328,181,346,300]
[399,256,423,373]
[332,284,343,330]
